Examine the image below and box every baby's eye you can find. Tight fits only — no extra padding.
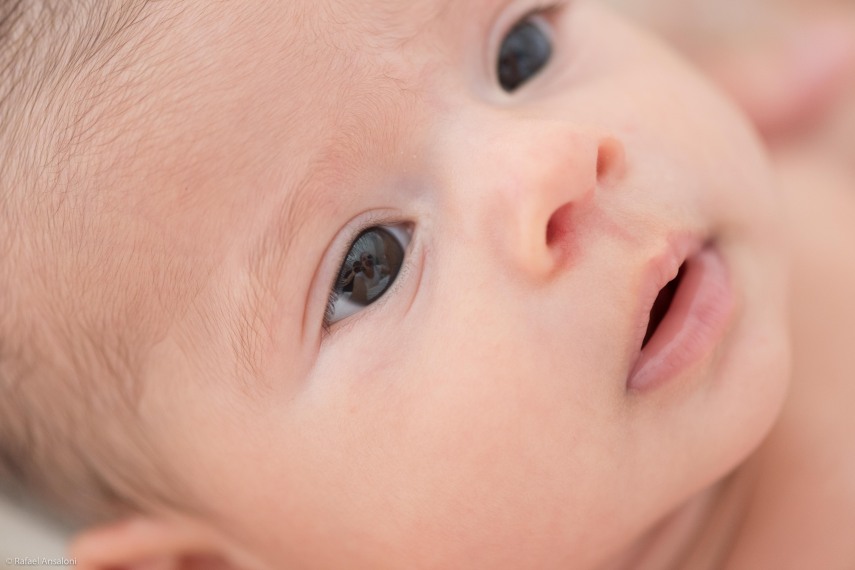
[497,14,553,92]
[323,225,409,328]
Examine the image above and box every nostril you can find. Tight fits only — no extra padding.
[545,202,575,250]
[596,137,626,185]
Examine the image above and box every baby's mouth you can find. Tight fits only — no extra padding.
[641,263,686,349]
[628,243,735,391]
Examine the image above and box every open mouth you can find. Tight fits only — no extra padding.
[628,244,735,391]
[641,262,686,349]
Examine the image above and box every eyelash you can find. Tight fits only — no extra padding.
[320,217,409,337]
[529,1,567,20]
[322,294,338,337]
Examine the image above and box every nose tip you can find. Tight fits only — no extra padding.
[440,115,628,282]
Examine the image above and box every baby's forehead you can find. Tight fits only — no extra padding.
[142,0,439,140]
[94,0,434,191]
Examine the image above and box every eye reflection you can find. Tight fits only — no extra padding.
[325,225,408,325]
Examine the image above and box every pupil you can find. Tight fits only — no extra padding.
[498,20,551,92]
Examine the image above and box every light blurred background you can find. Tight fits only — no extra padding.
[0,494,69,568]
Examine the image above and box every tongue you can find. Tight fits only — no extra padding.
[642,264,685,349]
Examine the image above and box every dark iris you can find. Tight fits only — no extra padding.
[324,226,406,326]
[498,19,552,92]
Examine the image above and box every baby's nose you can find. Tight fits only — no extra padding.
[448,118,626,281]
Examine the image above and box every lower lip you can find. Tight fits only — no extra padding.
[627,246,735,391]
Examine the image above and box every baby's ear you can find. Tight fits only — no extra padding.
[704,20,855,137]
[69,516,260,570]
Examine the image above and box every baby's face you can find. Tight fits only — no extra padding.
[94,0,790,567]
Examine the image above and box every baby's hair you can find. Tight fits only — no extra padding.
[0,0,195,527]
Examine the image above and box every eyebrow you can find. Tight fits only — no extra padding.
[366,0,455,43]
[232,0,472,381]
